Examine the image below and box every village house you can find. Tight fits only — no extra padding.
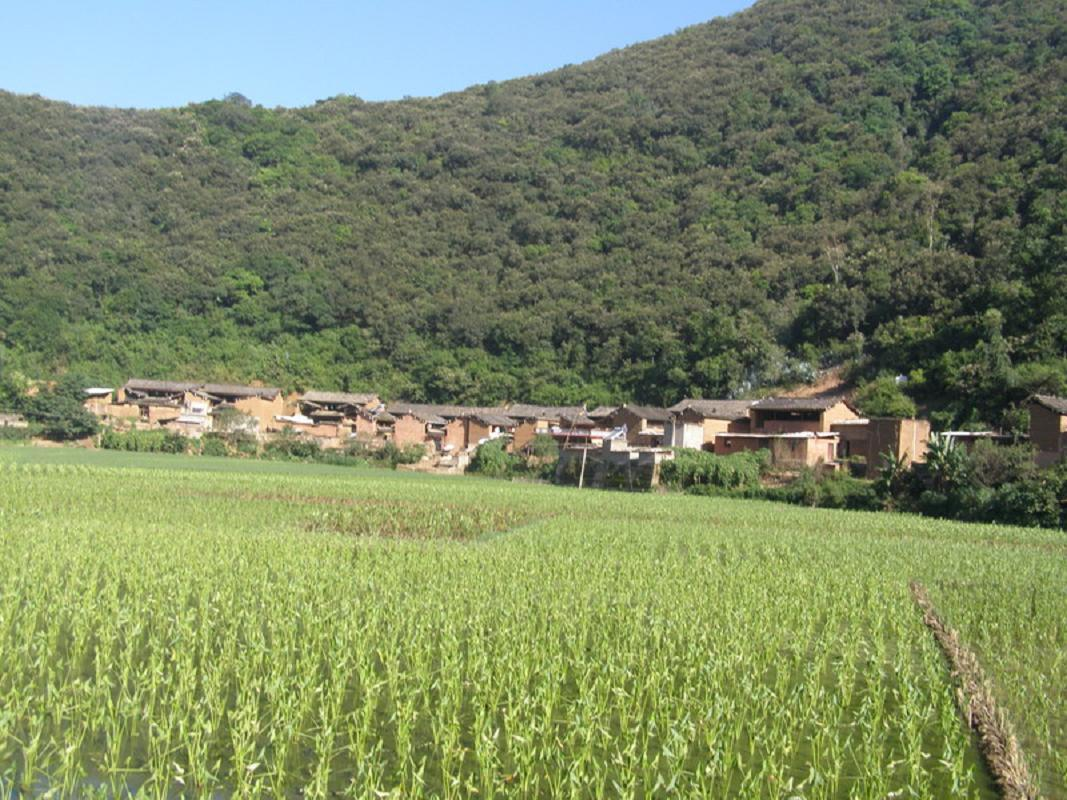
[82,387,115,418]
[829,419,870,462]
[1028,395,1067,467]
[586,406,617,425]
[119,380,200,426]
[749,396,859,434]
[299,392,379,428]
[467,412,518,448]
[163,396,212,438]
[199,384,285,433]
[385,404,517,452]
[610,405,672,447]
[550,412,615,447]
[384,404,455,450]
[665,399,754,449]
[507,404,585,452]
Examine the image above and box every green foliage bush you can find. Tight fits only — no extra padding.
[660,449,768,491]
[200,435,230,457]
[21,394,98,441]
[264,431,322,461]
[879,437,1065,529]
[468,439,523,479]
[0,424,36,441]
[853,375,917,418]
[101,428,189,453]
[764,471,881,512]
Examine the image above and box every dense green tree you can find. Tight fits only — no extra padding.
[853,375,917,418]
[0,0,1064,421]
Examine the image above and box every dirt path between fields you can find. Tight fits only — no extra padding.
[909,581,1038,800]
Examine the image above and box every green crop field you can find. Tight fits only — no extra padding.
[0,447,1063,798]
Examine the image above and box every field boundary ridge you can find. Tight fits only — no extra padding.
[909,580,1038,800]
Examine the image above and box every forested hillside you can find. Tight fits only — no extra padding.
[1,0,1065,428]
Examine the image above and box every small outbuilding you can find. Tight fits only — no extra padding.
[1028,394,1067,467]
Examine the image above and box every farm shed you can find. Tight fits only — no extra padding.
[666,399,754,449]
[556,438,675,490]
[750,397,859,434]
[1029,395,1067,467]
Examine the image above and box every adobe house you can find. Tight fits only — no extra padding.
[550,413,608,447]
[863,418,931,478]
[121,379,200,425]
[1028,395,1067,467]
[82,387,115,417]
[713,433,770,458]
[299,391,380,422]
[770,433,839,469]
[507,404,584,452]
[665,399,754,449]
[199,384,285,433]
[586,406,618,425]
[385,404,450,450]
[610,405,672,447]
[714,431,839,470]
[830,419,870,461]
[750,397,859,434]
[468,412,517,449]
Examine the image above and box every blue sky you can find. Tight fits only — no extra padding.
[0,1,754,109]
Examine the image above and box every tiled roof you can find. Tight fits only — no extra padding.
[472,412,517,428]
[1032,394,1067,415]
[669,398,755,420]
[586,405,617,419]
[506,404,584,420]
[124,379,199,393]
[751,396,854,412]
[618,404,672,423]
[202,383,280,400]
[386,402,508,421]
[301,391,378,406]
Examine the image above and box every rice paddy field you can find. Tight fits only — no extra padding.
[0,444,1063,799]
